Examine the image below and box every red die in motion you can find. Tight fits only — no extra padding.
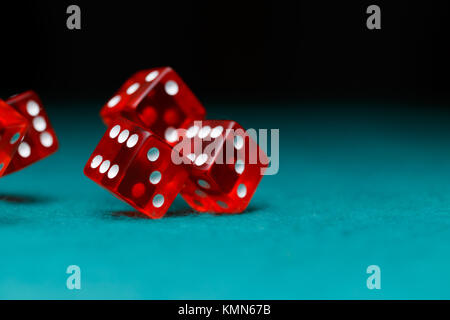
[173,120,269,213]
[0,100,29,177]
[84,118,188,219]
[3,91,58,175]
[100,67,206,145]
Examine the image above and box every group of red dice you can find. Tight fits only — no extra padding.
[85,67,269,218]
[0,67,268,219]
[0,91,59,178]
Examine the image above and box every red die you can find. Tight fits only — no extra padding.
[173,120,269,213]
[100,67,206,144]
[0,100,29,177]
[3,91,58,175]
[84,118,188,219]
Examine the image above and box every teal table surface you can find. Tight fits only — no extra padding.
[1,101,450,299]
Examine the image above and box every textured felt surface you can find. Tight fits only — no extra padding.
[1,101,450,299]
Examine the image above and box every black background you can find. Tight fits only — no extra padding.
[0,1,448,104]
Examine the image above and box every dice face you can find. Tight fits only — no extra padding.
[0,100,29,177]
[84,119,188,219]
[175,120,268,213]
[116,137,188,218]
[100,67,206,144]
[84,119,151,190]
[3,91,58,175]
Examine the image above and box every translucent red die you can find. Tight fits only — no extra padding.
[0,99,29,177]
[100,67,206,145]
[3,91,58,175]
[173,120,269,213]
[84,118,188,219]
